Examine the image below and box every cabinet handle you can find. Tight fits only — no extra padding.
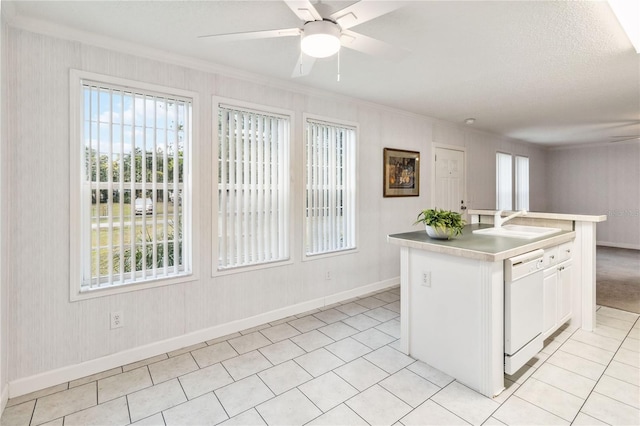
[550,255,555,260]
[566,249,571,253]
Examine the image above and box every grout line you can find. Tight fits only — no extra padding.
[563,317,639,424]
[28,398,37,426]
[487,325,583,423]
[493,394,567,425]
[124,394,132,425]
[13,284,633,425]
[424,386,471,425]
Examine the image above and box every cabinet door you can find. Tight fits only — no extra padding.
[542,269,558,338]
[558,260,573,324]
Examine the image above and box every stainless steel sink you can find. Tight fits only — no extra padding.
[473,224,561,239]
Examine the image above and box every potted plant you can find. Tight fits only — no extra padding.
[414,208,466,240]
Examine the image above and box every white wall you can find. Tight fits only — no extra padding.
[431,120,548,212]
[2,26,547,393]
[0,2,8,409]
[546,141,640,249]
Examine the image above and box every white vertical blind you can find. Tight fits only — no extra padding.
[496,152,513,210]
[305,119,356,256]
[81,81,191,290]
[515,155,530,211]
[217,105,290,269]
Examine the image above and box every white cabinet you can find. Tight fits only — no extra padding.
[542,268,558,337]
[558,260,572,324]
[542,242,573,339]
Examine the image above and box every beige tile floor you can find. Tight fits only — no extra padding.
[1,286,639,426]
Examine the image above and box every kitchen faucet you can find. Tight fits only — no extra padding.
[494,210,527,228]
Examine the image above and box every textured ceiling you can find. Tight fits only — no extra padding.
[4,0,640,146]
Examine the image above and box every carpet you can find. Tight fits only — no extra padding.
[596,246,640,314]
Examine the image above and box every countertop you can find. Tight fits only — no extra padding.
[387,224,576,262]
[468,210,607,223]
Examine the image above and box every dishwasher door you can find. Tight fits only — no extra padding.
[504,249,544,374]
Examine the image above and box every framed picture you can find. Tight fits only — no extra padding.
[383,148,420,197]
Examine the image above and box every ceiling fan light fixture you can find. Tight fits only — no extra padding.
[301,20,341,58]
[607,0,640,53]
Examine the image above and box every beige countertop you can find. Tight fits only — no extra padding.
[387,224,576,262]
[468,210,607,223]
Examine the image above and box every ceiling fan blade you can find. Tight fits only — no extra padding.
[331,0,407,30]
[284,0,322,22]
[609,137,640,143]
[291,53,316,78]
[199,28,300,42]
[340,30,410,61]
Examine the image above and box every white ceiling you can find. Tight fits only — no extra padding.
[4,0,640,146]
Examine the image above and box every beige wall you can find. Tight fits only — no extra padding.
[0,4,8,407]
[430,121,548,212]
[546,141,640,249]
[2,26,547,390]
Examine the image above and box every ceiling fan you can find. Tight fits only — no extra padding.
[608,119,640,143]
[609,135,640,143]
[198,0,410,78]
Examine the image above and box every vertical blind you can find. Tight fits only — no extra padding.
[305,119,356,256]
[496,152,513,210]
[217,105,290,269]
[82,81,190,290]
[515,156,530,211]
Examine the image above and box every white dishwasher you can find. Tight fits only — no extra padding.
[504,249,545,375]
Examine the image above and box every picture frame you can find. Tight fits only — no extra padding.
[383,148,420,197]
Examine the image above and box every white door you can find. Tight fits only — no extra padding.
[434,147,466,214]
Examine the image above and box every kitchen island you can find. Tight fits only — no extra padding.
[387,212,604,398]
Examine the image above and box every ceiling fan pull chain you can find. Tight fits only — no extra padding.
[337,49,341,82]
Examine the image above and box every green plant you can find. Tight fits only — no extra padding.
[414,208,466,236]
[113,223,182,273]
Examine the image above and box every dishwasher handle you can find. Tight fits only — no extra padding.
[505,249,545,282]
[506,249,545,268]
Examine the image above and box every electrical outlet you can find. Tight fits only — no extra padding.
[110,311,124,329]
[325,270,332,280]
[422,271,431,287]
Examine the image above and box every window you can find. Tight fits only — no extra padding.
[71,71,193,299]
[304,117,357,256]
[496,152,530,211]
[216,102,291,270]
[496,152,513,210]
[515,155,530,210]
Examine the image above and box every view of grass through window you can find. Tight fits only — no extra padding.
[79,78,191,290]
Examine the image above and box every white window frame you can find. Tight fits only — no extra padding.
[515,155,530,211]
[212,97,294,274]
[496,152,530,211]
[70,70,198,301]
[303,114,358,260]
[496,152,513,210]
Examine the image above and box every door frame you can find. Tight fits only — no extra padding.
[431,143,467,216]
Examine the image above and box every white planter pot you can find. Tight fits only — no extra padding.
[425,225,454,240]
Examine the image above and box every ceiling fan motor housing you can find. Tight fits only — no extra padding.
[301,20,341,58]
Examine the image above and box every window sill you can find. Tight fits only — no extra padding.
[70,273,197,302]
[213,258,294,277]
[302,247,359,262]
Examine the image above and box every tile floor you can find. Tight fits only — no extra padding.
[1,286,639,425]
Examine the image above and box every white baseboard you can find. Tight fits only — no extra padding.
[8,278,400,398]
[596,241,640,250]
[324,277,399,306]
